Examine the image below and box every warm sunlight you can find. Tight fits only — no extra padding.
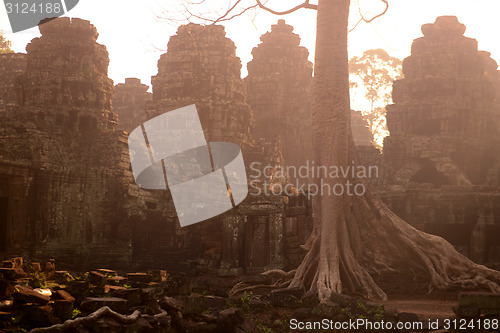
[2,0,500,87]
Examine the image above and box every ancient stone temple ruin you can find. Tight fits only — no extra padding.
[381,16,500,263]
[1,14,500,274]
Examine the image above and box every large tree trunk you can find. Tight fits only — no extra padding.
[286,0,500,302]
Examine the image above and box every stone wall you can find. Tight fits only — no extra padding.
[0,53,25,116]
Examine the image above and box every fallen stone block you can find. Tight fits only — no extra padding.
[217,308,243,332]
[19,304,60,327]
[52,299,74,321]
[66,280,90,299]
[107,275,128,286]
[160,296,184,312]
[311,301,341,318]
[89,271,108,286]
[12,285,50,305]
[453,305,481,317]
[81,297,129,314]
[458,292,500,311]
[44,260,56,274]
[0,268,26,280]
[0,279,14,299]
[28,262,41,272]
[149,270,168,282]
[106,286,142,307]
[126,272,153,284]
[183,294,227,315]
[53,289,75,302]
[2,260,14,268]
[53,271,75,284]
[97,268,117,277]
[269,290,301,308]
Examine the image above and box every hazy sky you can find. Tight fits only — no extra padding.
[2,0,500,91]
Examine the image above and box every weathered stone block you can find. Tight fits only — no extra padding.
[216,308,243,332]
[126,272,153,284]
[106,286,142,307]
[183,294,227,315]
[269,291,301,308]
[81,297,128,314]
[0,268,26,280]
[458,292,500,311]
[53,289,75,302]
[97,268,117,277]
[160,296,184,312]
[53,271,74,284]
[107,275,128,286]
[19,304,60,327]
[12,285,50,305]
[311,301,341,319]
[0,279,14,299]
[89,271,108,286]
[52,299,74,321]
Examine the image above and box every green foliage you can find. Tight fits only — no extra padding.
[0,31,13,54]
[356,301,385,322]
[240,291,252,313]
[24,264,47,289]
[349,48,403,148]
[257,324,273,333]
[72,308,82,319]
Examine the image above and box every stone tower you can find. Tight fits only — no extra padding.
[0,18,136,264]
[383,16,500,187]
[114,78,152,132]
[245,20,313,170]
[23,18,117,132]
[380,16,500,263]
[151,23,252,147]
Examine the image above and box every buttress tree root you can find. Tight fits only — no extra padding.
[287,175,500,302]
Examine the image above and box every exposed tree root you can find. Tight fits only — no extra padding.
[229,269,295,297]
[280,179,500,303]
[28,306,168,332]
